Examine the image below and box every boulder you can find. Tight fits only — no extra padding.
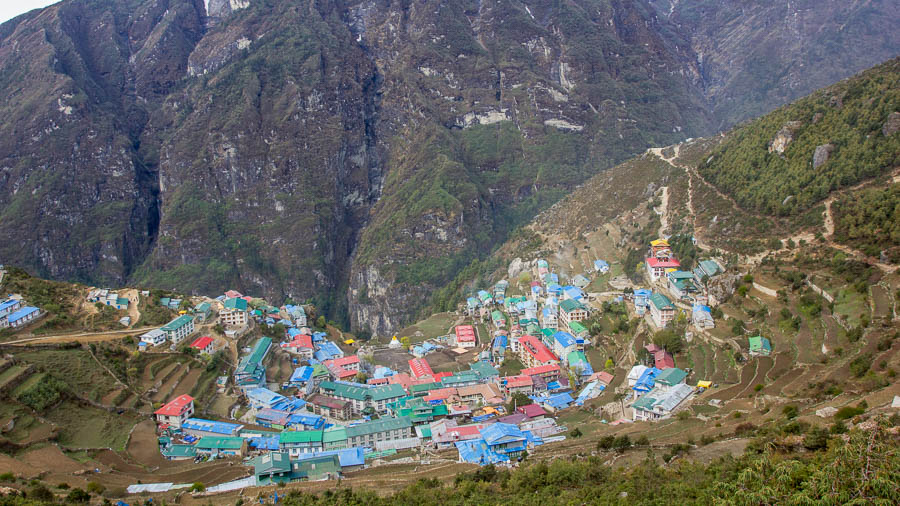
[813,144,835,168]
[883,111,900,137]
[768,121,803,154]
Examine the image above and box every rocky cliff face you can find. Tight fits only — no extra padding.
[0,0,897,336]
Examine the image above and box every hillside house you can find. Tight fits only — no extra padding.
[551,331,577,359]
[307,394,352,420]
[140,329,167,347]
[220,297,249,326]
[154,394,195,429]
[632,383,693,422]
[455,325,477,348]
[247,387,288,410]
[646,257,681,282]
[481,423,527,458]
[501,375,534,395]
[491,310,507,329]
[193,302,212,322]
[282,333,314,359]
[650,239,671,257]
[195,436,246,457]
[161,315,195,344]
[408,358,434,379]
[234,337,272,391]
[517,335,559,369]
[594,260,610,274]
[540,307,558,330]
[189,336,215,355]
[3,306,40,329]
[521,364,561,383]
[692,304,715,329]
[648,293,675,328]
[345,416,414,448]
[693,259,722,285]
[0,298,23,320]
[279,430,324,456]
[559,299,588,333]
[667,270,697,299]
[181,418,243,438]
[653,367,688,391]
[749,336,772,356]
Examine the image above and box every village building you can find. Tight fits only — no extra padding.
[667,270,697,300]
[322,426,348,450]
[306,394,352,420]
[181,418,243,438]
[140,328,167,347]
[594,260,610,274]
[517,335,559,369]
[193,302,213,322]
[632,383,693,422]
[559,299,588,333]
[161,314,195,344]
[345,416,414,448]
[645,257,681,282]
[648,293,675,328]
[189,336,215,355]
[454,325,477,348]
[3,306,40,329]
[251,452,341,485]
[749,336,772,356]
[195,436,246,457]
[692,304,715,329]
[551,331,578,359]
[408,358,434,379]
[282,333,314,359]
[154,394,195,429]
[501,375,534,395]
[220,297,249,326]
[279,430,324,456]
[235,337,272,391]
[521,364,561,383]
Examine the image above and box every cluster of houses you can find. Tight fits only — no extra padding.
[86,288,130,310]
[633,239,724,329]
[0,296,41,330]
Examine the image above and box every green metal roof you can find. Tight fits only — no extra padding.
[224,297,249,311]
[749,336,772,353]
[319,381,370,401]
[632,395,657,411]
[560,299,585,313]
[470,361,499,378]
[279,430,324,444]
[568,321,587,334]
[161,314,194,332]
[649,293,674,310]
[370,384,406,401]
[161,444,196,458]
[409,382,442,394]
[196,436,244,450]
[195,302,211,312]
[322,426,347,443]
[345,416,412,438]
[654,367,688,386]
[238,337,272,374]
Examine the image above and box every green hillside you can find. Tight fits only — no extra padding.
[698,58,900,217]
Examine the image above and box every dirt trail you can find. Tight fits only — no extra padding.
[4,326,156,345]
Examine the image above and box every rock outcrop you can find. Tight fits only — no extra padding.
[813,144,835,168]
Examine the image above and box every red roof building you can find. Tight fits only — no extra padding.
[521,364,561,381]
[517,403,547,419]
[387,373,414,390]
[590,371,615,386]
[281,334,314,359]
[408,358,434,379]
[517,335,559,368]
[153,394,195,429]
[432,371,453,381]
[502,375,534,395]
[423,387,457,403]
[331,355,361,371]
[646,257,681,281]
[189,336,215,354]
[654,350,675,370]
[455,325,477,348]
[224,290,243,299]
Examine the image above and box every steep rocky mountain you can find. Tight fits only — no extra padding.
[0,0,897,336]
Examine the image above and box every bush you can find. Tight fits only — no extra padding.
[56,482,69,489]
[834,405,865,421]
[782,405,799,419]
[803,426,830,451]
[190,482,205,492]
[28,484,54,502]
[635,435,649,446]
[66,488,91,502]
[86,481,105,494]
[849,354,872,377]
[0,472,15,481]
[570,428,583,438]
[597,435,615,450]
[612,435,632,453]
[676,411,691,421]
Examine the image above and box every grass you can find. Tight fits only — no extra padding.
[12,372,44,397]
[15,350,120,402]
[47,401,138,451]
[498,357,524,376]
[833,288,869,327]
[397,312,458,344]
[0,364,27,388]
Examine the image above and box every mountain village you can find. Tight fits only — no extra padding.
[2,234,737,493]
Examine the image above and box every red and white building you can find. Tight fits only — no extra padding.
[454,325,477,348]
[189,336,215,355]
[502,375,534,396]
[281,334,314,360]
[408,358,434,379]
[516,335,559,369]
[645,257,681,282]
[521,364,561,382]
[154,394,195,429]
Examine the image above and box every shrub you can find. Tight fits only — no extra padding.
[597,435,615,450]
[635,435,649,446]
[849,354,872,377]
[834,405,865,421]
[66,488,91,503]
[782,405,799,419]
[86,481,105,494]
[28,484,54,502]
[0,472,15,481]
[570,428,583,438]
[189,482,205,492]
[803,426,830,450]
[612,435,632,453]
[676,411,691,421]
[57,482,69,489]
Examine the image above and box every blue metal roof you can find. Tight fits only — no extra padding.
[553,331,576,348]
[290,366,313,383]
[247,387,287,406]
[634,367,661,392]
[7,306,38,323]
[0,299,19,313]
[182,418,243,435]
[287,413,324,429]
[481,423,526,446]
[543,392,575,409]
[314,341,343,361]
[294,447,365,468]
[248,436,280,450]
